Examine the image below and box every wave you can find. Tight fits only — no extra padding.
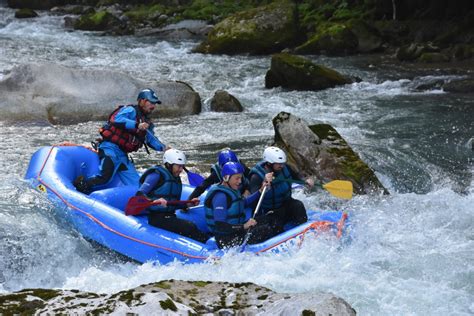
[348,75,466,96]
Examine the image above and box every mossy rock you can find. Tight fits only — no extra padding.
[265,53,352,91]
[295,23,358,55]
[273,112,388,195]
[73,10,122,32]
[193,0,299,55]
[14,8,38,18]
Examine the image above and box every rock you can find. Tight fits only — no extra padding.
[443,79,474,93]
[210,90,243,112]
[272,112,388,195]
[295,23,359,56]
[0,280,356,315]
[350,20,383,53]
[14,8,38,19]
[418,52,450,63]
[193,0,300,55]
[453,44,474,61]
[135,20,213,40]
[395,42,440,61]
[265,53,353,91]
[0,63,201,124]
[73,10,124,33]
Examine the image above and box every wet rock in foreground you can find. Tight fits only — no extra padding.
[0,280,356,315]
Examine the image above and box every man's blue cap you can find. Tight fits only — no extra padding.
[137,88,161,104]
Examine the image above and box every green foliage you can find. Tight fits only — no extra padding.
[180,0,269,22]
[124,4,165,22]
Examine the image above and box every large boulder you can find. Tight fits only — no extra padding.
[193,0,300,55]
[0,63,201,124]
[265,53,352,91]
[0,280,356,315]
[272,112,388,195]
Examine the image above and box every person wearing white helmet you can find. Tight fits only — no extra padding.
[248,146,314,230]
[74,88,167,194]
[135,149,208,243]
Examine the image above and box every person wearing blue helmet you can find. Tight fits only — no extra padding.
[188,148,250,200]
[204,161,279,249]
[74,88,167,194]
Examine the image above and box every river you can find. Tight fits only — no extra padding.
[0,5,472,315]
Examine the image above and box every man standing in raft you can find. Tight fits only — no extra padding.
[74,88,166,193]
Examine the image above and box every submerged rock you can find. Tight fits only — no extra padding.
[272,112,388,195]
[443,78,474,93]
[0,63,201,124]
[265,53,353,91]
[0,280,356,315]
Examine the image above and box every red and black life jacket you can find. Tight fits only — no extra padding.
[99,105,149,153]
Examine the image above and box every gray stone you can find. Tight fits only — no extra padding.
[0,280,356,315]
[273,112,388,195]
[210,90,243,112]
[0,63,201,124]
[265,53,352,91]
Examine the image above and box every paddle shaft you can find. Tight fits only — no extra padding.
[241,186,267,251]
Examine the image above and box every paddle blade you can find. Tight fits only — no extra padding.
[125,196,157,216]
[186,169,205,187]
[323,180,353,199]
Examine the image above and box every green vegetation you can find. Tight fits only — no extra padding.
[159,298,178,311]
[124,4,165,22]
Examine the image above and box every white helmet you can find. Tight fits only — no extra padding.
[163,149,187,165]
[263,146,287,163]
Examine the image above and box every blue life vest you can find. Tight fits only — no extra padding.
[249,161,292,211]
[139,165,182,213]
[204,184,245,234]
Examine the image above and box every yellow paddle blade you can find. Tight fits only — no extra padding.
[322,180,353,199]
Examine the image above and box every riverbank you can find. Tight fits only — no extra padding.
[7,1,474,64]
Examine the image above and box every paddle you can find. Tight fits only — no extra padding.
[273,178,353,200]
[145,130,205,187]
[184,167,205,187]
[240,186,267,252]
[125,196,196,215]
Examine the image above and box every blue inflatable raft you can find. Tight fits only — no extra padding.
[24,144,349,264]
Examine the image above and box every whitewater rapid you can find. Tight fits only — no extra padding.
[0,4,472,315]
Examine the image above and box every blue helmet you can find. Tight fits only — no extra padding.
[221,162,244,178]
[137,88,161,104]
[218,149,238,167]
